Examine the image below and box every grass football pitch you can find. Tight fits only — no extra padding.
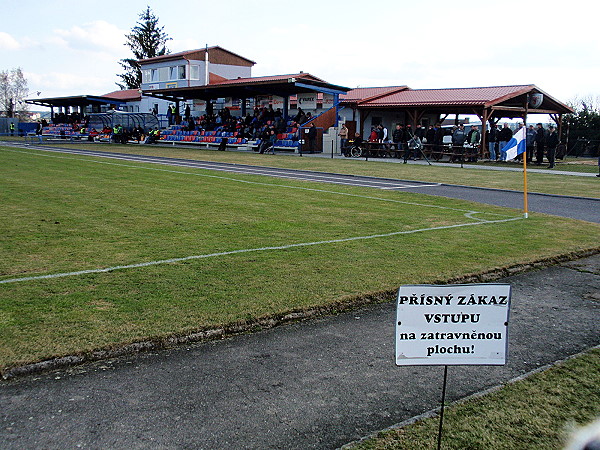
[1,146,599,371]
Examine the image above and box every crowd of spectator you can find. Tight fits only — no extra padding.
[177,106,302,142]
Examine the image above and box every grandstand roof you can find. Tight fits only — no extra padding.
[361,85,532,107]
[25,94,125,109]
[142,72,350,102]
[343,84,573,116]
[140,46,256,67]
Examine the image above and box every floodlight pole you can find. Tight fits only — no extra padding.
[437,365,449,450]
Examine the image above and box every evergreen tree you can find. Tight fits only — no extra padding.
[117,6,171,90]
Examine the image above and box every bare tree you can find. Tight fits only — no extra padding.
[0,68,29,120]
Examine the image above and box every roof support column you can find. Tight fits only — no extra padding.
[481,108,489,159]
[334,93,339,128]
[283,96,289,121]
[359,109,371,138]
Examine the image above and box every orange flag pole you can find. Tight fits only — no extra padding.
[523,150,529,218]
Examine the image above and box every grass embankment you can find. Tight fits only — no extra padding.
[0,147,599,372]
[23,140,599,198]
[350,348,600,450]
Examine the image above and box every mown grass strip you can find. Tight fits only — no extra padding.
[348,348,600,450]
[18,142,597,198]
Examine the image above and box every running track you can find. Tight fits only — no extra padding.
[3,143,599,223]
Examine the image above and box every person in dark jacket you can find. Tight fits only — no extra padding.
[392,124,404,159]
[486,123,499,161]
[526,125,536,163]
[425,125,435,156]
[497,123,513,161]
[535,123,545,165]
[545,126,559,168]
[307,123,317,152]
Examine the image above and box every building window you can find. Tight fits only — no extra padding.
[190,65,200,80]
[159,67,169,82]
[142,69,151,83]
[169,65,187,81]
[151,69,158,82]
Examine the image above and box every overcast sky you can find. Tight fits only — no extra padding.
[1,0,596,107]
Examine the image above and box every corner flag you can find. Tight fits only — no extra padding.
[501,127,527,160]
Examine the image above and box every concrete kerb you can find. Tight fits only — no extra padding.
[340,344,600,449]
[2,247,598,381]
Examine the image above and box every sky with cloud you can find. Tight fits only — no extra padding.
[1,0,596,107]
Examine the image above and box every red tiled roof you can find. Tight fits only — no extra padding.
[102,89,141,101]
[140,46,256,65]
[362,85,534,107]
[340,86,409,103]
[209,72,228,84]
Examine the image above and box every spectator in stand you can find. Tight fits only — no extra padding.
[424,125,435,154]
[414,124,425,141]
[486,123,499,161]
[466,125,481,162]
[451,124,468,162]
[35,121,43,142]
[258,127,271,154]
[88,128,99,142]
[526,125,536,163]
[267,129,277,154]
[368,127,379,142]
[307,122,317,152]
[167,104,174,126]
[112,124,121,143]
[392,124,404,159]
[266,105,275,122]
[376,125,385,142]
[497,123,513,161]
[294,108,305,124]
[184,105,191,122]
[404,124,418,159]
[352,132,363,147]
[535,123,545,165]
[338,123,348,153]
[546,126,559,168]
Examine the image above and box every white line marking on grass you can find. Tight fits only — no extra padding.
[2,148,514,219]
[0,216,523,285]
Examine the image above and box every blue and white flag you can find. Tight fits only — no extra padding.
[501,127,527,161]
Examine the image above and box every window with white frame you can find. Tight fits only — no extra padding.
[170,65,187,80]
[190,65,200,80]
[159,67,169,82]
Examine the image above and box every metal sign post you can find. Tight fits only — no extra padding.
[437,365,448,450]
[395,283,511,448]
